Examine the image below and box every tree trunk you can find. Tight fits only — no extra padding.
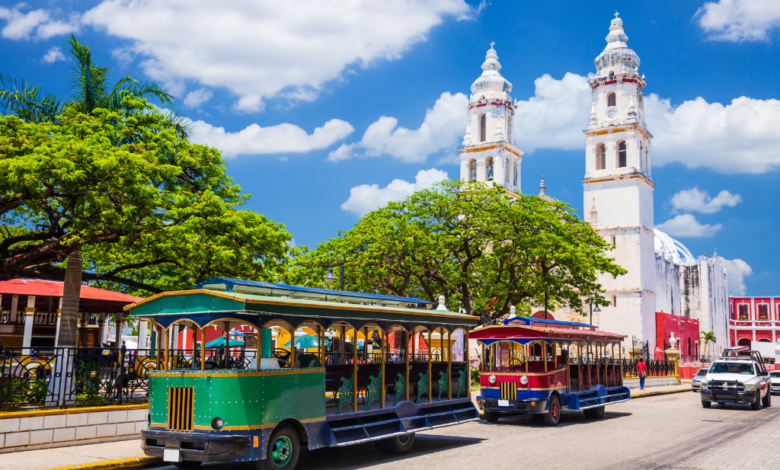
[58,250,82,347]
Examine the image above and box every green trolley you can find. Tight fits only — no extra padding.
[129,278,480,470]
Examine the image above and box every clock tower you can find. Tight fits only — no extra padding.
[583,14,657,350]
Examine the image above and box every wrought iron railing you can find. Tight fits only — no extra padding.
[621,358,676,378]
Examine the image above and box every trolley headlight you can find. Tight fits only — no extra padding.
[489,375,497,384]
[520,376,528,385]
[211,417,224,430]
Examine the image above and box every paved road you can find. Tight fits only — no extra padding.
[154,391,780,470]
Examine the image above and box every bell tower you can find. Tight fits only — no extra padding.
[583,14,657,351]
[459,44,522,193]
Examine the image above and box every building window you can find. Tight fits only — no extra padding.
[596,143,606,170]
[618,141,627,168]
[479,114,486,142]
[639,142,644,170]
[469,159,477,181]
[611,234,616,246]
[612,295,617,307]
[758,304,768,320]
[607,92,616,107]
[513,164,518,186]
[485,157,494,181]
[739,304,748,320]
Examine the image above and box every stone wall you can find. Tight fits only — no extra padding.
[0,405,147,453]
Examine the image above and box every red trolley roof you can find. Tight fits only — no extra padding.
[470,324,626,345]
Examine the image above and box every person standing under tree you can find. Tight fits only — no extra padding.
[637,359,648,390]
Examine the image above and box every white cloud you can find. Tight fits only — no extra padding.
[656,214,722,238]
[329,92,467,163]
[82,0,472,112]
[696,0,780,41]
[669,187,742,214]
[42,46,66,63]
[188,118,354,158]
[512,73,592,153]
[341,168,448,216]
[719,257,753,296]
[183,88,212,108]
[0,5,78,40]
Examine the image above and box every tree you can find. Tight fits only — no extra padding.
[287,179,625,320]
[700,331,717,359]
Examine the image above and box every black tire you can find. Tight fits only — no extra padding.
[763,390,771,407]
[376,433,415,455]
[543,395,561,426]
[583,406,605,419]
[484,411,499,423]
[256,424,300,470]
[174,462,202,469]
[701,400,711,408]
[751,391,761,410]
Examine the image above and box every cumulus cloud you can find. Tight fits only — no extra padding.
[341,168,448,216]
[188,118,354,158]
[669,187,742,214]
[329,92,467,163]
[183,88,212,108]
[82,0,472,112]
[696,0,780,41]
[0,4,78,40]
[719,257,753,296]
[656,214,722,238]
[42,46,66,63]
[512,73,592,153]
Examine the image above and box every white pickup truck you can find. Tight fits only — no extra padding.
[700,348,771,410]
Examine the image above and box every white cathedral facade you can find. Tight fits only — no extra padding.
[459,15,729,356]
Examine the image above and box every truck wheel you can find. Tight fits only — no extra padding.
[376,433,415,455]
[174,462,202,469]
[751,391,761,410]
[256,424,300,470]
[701,400,711,408]
[543,395,561,426]
[583,406,605,419]
[763,390,771,407]
[484,411,499,423]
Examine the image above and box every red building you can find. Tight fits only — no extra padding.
[728,296,780,347]
[655,311,700,360]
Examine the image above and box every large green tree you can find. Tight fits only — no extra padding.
[287,179,624,321]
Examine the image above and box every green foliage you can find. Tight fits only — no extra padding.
[287,179,624,320]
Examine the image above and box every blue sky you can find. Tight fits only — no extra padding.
[2,0,779,295]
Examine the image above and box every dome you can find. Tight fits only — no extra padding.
[470,43,512,99]
[594,13,640,77]
[654,229,696,265]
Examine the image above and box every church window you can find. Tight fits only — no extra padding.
[485,157,494,181]
[505,157,510,183]
[507,115,513,142]
[607,92,616,107]
[596,143,606,170]
[738,305,748,320]
[469,159,477,181]
[513,164,518,186]
[759,304,768,320]
[639,142,644,169]
[479,114,487,142]
[618,141,627,168]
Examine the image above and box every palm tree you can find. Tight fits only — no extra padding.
[1,34,182,348]
[700,331,717,360]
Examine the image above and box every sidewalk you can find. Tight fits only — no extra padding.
[0,439,149,470]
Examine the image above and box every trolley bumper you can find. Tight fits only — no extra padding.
[480,397,548,414]
[141,428,251,463]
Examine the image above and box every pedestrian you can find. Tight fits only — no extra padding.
[637,359,647,390]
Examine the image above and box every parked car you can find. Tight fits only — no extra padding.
[701,348,771,410]
[691,367,709,392]
[770,371,780,395]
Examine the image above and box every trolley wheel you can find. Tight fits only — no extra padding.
[375,433,415,455]
[543,395,561,426]
[483,411,499,423]
[751,391,761,410]
[701,400,711,408]
[763,390,771,407]
[174,462,202,469]
[256,424,300,470]
[583,406,605,419]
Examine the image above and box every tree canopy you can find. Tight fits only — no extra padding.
[287,179,625,321]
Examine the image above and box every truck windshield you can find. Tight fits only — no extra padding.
[709,362,754,375]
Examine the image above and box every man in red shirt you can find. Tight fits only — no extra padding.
[637,360,648,390]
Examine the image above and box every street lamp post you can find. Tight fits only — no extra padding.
[589,301,601,326]
[324,262,345,290]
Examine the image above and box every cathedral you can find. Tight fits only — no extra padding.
[459,14,729,357]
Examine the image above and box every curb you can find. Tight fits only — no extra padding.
[631,387,690,399]
[48,457,161,470]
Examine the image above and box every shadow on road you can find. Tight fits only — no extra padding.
[480,410,633,428]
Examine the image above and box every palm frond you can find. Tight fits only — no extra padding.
[67,34,109,113]
[0,73,62,122]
